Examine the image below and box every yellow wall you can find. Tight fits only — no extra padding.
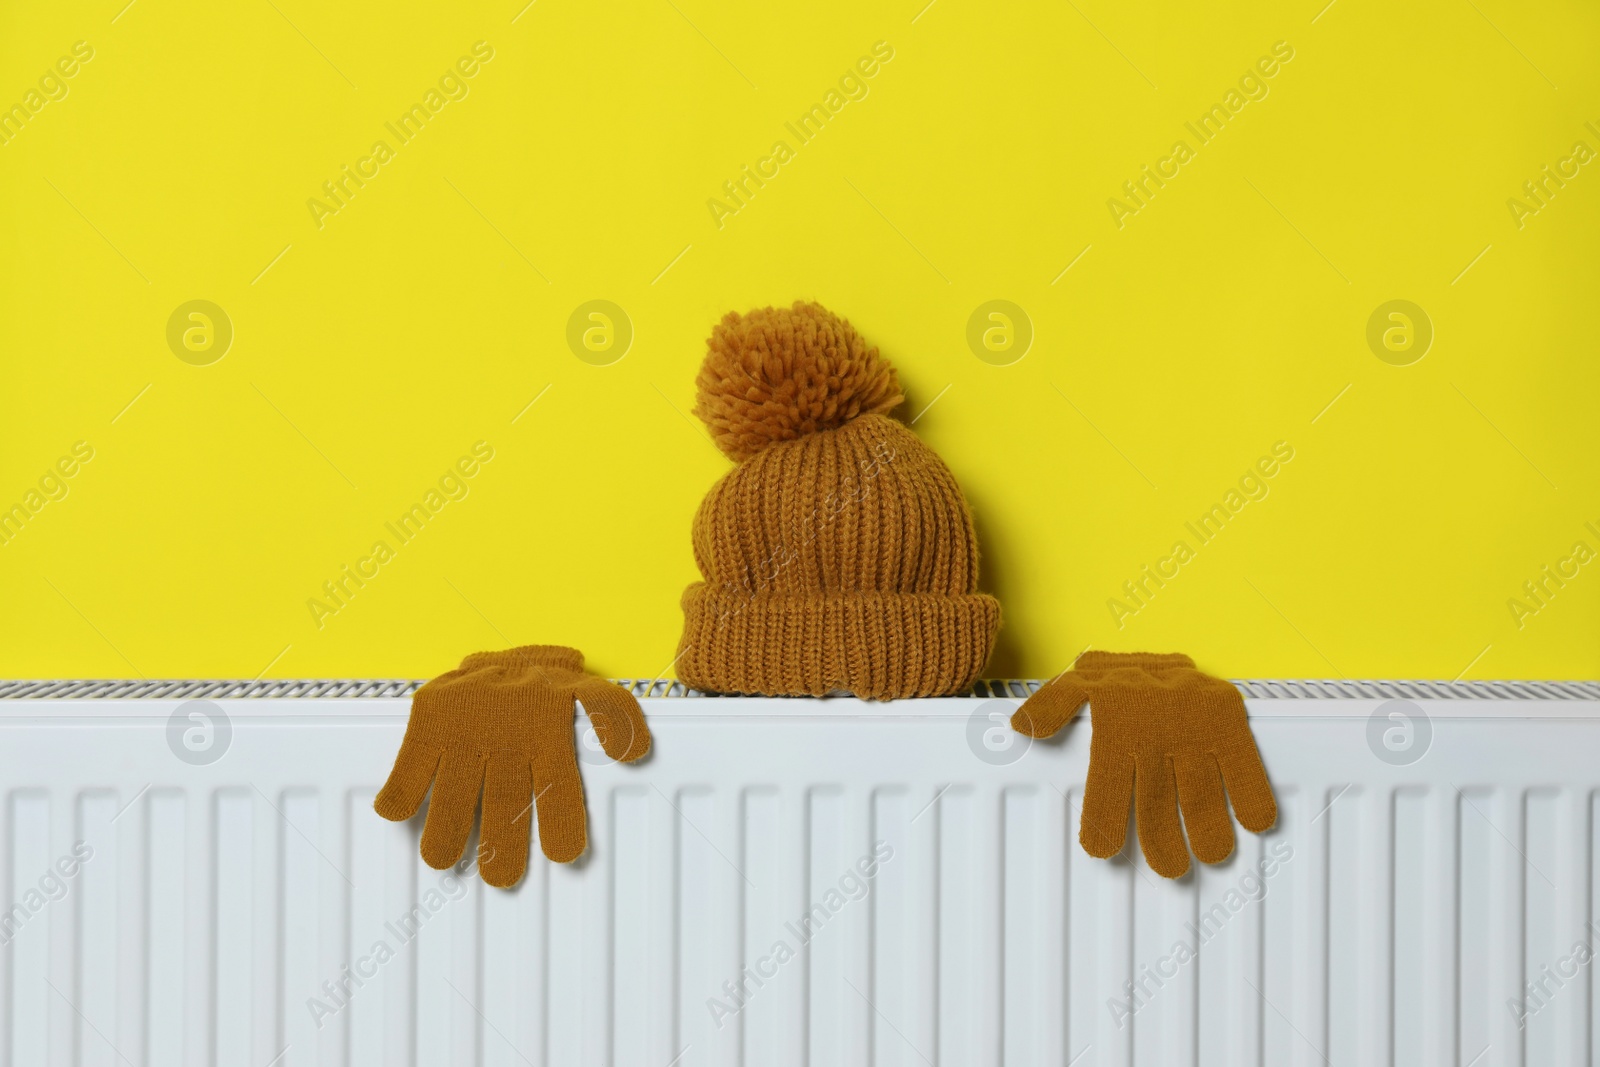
[1,0,1595,681]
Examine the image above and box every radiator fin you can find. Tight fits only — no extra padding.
[5,678,1599,701]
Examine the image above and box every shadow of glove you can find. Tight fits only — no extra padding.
[1011,651,1275,878]
[374,645,650,887]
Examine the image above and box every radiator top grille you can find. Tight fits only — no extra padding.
[0,678,1594,701]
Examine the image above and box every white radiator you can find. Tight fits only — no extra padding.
[0,678,1597,1067]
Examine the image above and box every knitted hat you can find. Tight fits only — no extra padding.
[675,301,1000,699]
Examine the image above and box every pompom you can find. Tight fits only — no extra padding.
[694,301,904,462]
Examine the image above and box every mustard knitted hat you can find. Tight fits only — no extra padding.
[675,301,1000,699]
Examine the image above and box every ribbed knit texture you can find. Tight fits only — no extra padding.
[1012,651,1277,878]
[374,645,650,884]
[677,411,1000,699]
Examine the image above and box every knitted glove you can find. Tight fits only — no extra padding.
[374,645,650,887]
[1011,651,1275,878]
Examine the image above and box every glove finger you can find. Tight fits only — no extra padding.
[576,680,651,763]
[1217,737,1278,834]
[1079,746,1134,859]
[419,752,486,870]
[477,749,533,888]
[1012,678,1088,738]
[1174,755,1235,865]
[374,742,441,822]
[1135,754,1191,879]
[532,743,588,863]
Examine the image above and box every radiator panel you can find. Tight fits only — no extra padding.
[0,694,1595,1066]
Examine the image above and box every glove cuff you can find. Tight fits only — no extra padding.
[1074,650,1196,671]
[461,645,585,673]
